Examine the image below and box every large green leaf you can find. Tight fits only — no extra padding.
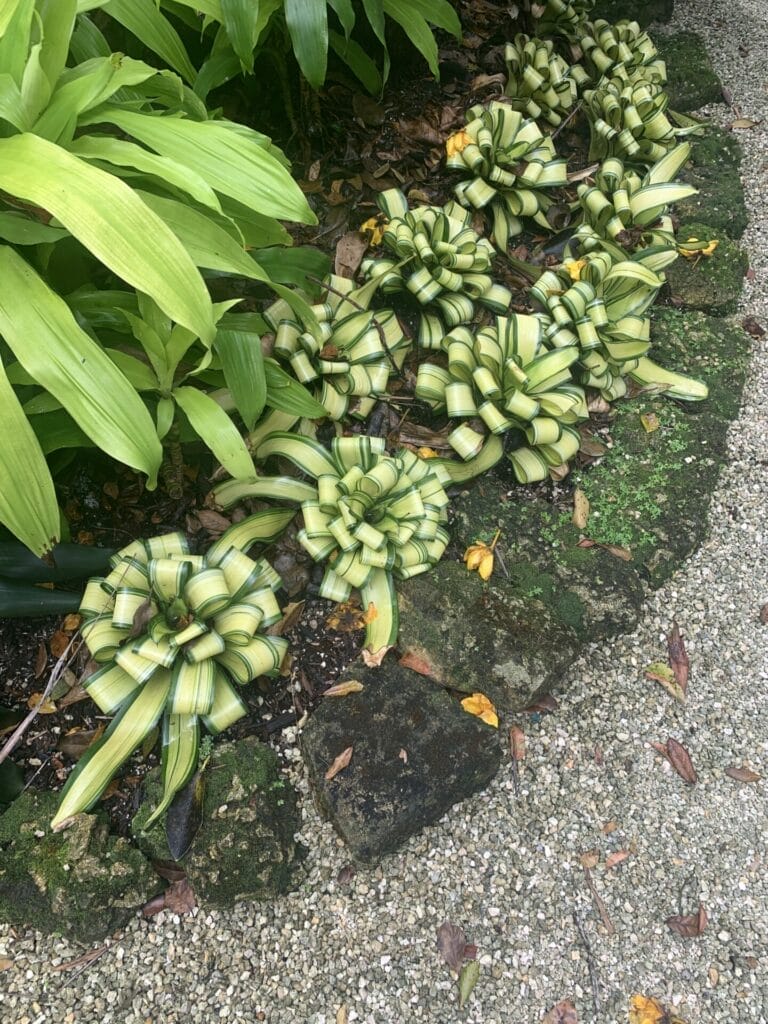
[284,0,328,89]
[0,353,59,555]
[329,31,382,95]
[215,329,266,431]
[0,246,163,486]
[173,385,255,479]
[382,0,439,77]
[220,0,259,69]
[264,358,328,419]
[103,0,197,83]
[82,107,316,224]
[0,133,215,342]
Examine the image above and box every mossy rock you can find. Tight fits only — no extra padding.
[0,791,154,944]
[678,126,747,239]
[665,222,747,314]
[132,737,304,908]
[592,0,673,26]
[398,559,582,714]
[655,31,722,111]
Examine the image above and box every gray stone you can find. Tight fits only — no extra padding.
[300,663,502,862]
[678,126,747,239]
[655,31,722,111]
[665,223,748,314]
[132,737,304,907]
[592,0,674,27]
[0,791,154,944]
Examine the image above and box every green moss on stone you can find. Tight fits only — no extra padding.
[132,737,304,908]
[655,31,722,111]
[592,0,673,26]
[665,222,747,314]
[678,126,747,239]
[0,792,153,943]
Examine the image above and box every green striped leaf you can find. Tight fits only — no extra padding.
[143,712,199,827]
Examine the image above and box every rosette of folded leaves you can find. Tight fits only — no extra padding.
[245,433,449,659]
[263,274,408,421]
[360,188,511,348]
[530,250,707,400]
[416,315,588,483]
[533,0,595,40]
[583,75,698,163]
[574,143,696,254]
[504,35,590,127]
[445,102,568,251]
[581,19,666,83]
[50,515,293,831]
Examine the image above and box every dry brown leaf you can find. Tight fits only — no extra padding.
[326,600,375,632]
[602,820,617,834]
[667,621,689,696]
[57,724,105,760]
[62,613,82,633]
[323,680,364,698]
[725,765,762,783]
[143,877,196,918]
[541,999,578,1024]
[49,629,70,658]
[398,650,439,678]
[605,849,630,869]
[334,230,369,279]
[742,316,765,338]
[34,643,47,679]
[572,488,590,529]
[267,600,305,638]
[352,93,385,125]
[470,72,506,91]
[666,737,698,784]
[580,850,599,869]
[509,725,526,761]
[575,537,632,561]
[361,645,391,667]
[666,904,708,938]
[524,693,559,715]
[325,746,353,781]
[759,603,768,624]
[336,1005,349,1024]
[336,863,356,885]
[196,509,231,535]
[436,921,470,973]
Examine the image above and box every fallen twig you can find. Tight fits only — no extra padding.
[583,865,615,935]
[50,944,108,974]
[573,909,601,1018]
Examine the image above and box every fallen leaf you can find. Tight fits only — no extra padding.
[759,603,768,624]
[509,725,526,761]
[49,629,70,658]
[267,600,305,637]
[323,680,364,697]
[524,693,559,715]
[334,230,369,279]
[361,645,391,667]
[336,863,356,885]
[327,600,376,632]
[640,412,660,433]
[360,215,386,246]
[398,748,408,763]
[0,958,13,971]
[464,529,501,581]
[629,994,688,1024]
[572,488,589,529]
[580,850,599,869]
[605,849,630,869]
[142,877,196,918]
[103,481,119,499]
[645,662,686,704]
[436,921,469,972]
[196,509,231,534]
[458,960,480,1008]
[725,765,762,783]
[336,1004,349,1024]
[667,621,689,695]
[666,737,698,784]
[26,692,57,714]
[541,999,578,1024]
[62,613,82,632]
[325,746,353,781]
[742,316,765,338]
[666,904,708,938]
[398,650,439,678]
[461,692,499,728]
[34,643,47,679]
[576,538,632,561]
[57,724,105,759]
[730,117,761,129]
[352,93,385,125]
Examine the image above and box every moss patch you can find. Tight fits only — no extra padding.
[592,0,674,26]
[678,126,747,239]
[0,792,153,943]
[655,31,722,111]
[665,222,748,314]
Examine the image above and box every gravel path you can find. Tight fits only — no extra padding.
[2,4,767,1023]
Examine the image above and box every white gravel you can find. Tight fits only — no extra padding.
[2,3,768,1022]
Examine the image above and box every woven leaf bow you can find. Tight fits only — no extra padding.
[361,188,511,347]
[504,35,589,127]
[533,0,596,40]
[247,433,450,659]
[445,101,568,251]
[51,515,292,831]
[263,274,408,422]
[582,19,666,83]
[415,314,587,482]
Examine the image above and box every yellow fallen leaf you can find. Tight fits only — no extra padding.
[359,216,386,247]
[463,529,501,581]
[445,129,471,157]
[416,446,440,459]
[629,994,688,1024]
[640,412,660,433]
[678,237,719,258]
[572,487,590,529]
[27,692,57,714]
[323,680,364,697]
[461,692,499,728]
[564,258,587,281]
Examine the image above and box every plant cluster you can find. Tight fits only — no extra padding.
[0,2,716,831]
